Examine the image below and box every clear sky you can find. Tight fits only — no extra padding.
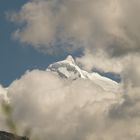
[0,0,120,87]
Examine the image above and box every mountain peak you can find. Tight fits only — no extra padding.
[65,55,75,64]
[47,55,118,90]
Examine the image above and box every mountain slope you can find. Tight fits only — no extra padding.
[47,55,119,92]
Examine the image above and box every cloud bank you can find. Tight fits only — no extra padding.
[9,0,140,73]
[0,85,9,131]
[0,63,138,140]
[0,85,8,103]
[7,70,120,140]
[10,0,140,53]
[11,0,121,52]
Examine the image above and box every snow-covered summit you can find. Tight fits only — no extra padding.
[47,55,84,80]
[65,55,75,64]
[47,55,119,91]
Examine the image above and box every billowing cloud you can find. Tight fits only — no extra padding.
[107,58,140,140]
[0,63,137,140]
[0,52,139,139]
[9,0,140,54]
[0,85,8,103]
[7,70,120,139]
[0,64,137,140]
[0,85,9,131]
[76,49,126,73]
[9,0,140,73]
[7,1,121,52]
[76,49,140,73]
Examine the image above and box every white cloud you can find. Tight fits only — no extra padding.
[5,69,120,139]
[12,1,57,50]
[0,58,139,139]
[0,85,9,131]
[8,0,121,52]
[0,85,8,103]
[107,57,140,140]
[9,0,140,72]
[76,49,140,74]
[76,49,124,73]
[10,0,140,54]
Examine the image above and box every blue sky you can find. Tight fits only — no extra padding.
[0,0,77,86]
[0,0,120,87]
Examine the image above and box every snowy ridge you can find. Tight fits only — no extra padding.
[0,55,119,103]
[47,55,86,79]
[47,55,119,91]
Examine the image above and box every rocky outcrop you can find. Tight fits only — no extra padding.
[0,131,29,140]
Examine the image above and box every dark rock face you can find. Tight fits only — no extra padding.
[0,131,29,140]
[48,63,81,80]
